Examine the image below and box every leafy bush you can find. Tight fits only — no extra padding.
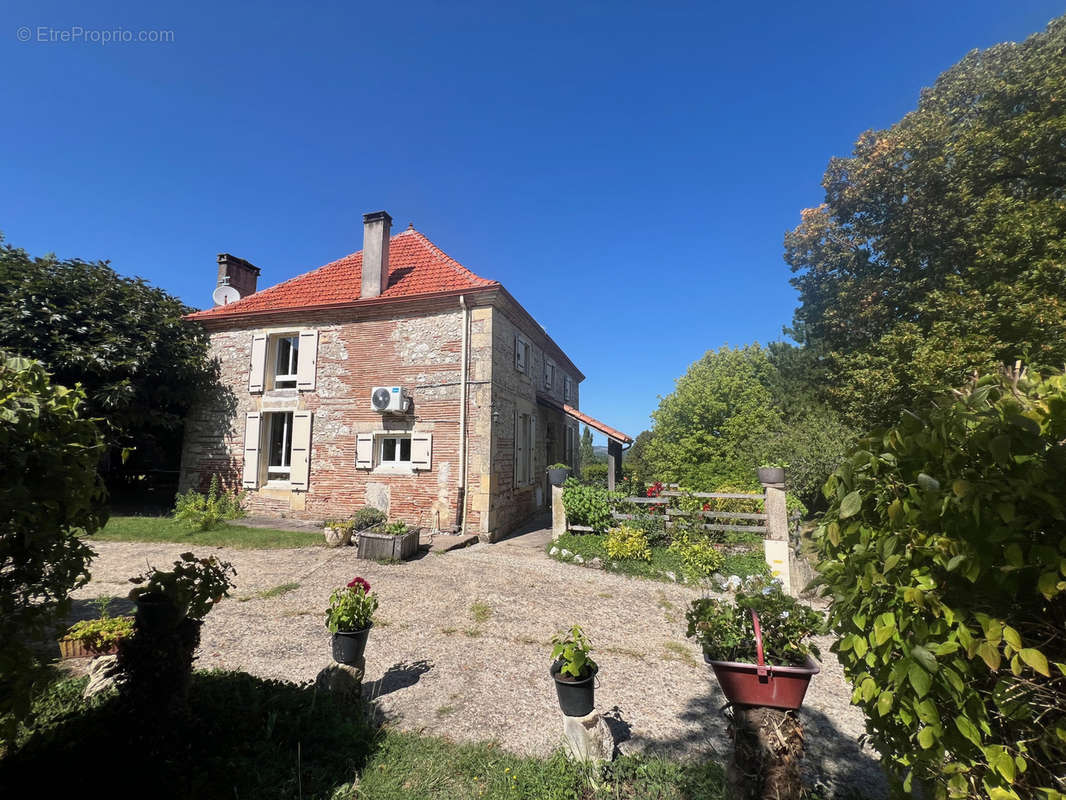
[814,369,1066,799]
[352,507,386,531]
[550,624,597,679]
[580,461,609,487]
[668,531,724,578]
[686,575,823,665]
[382,521,408,536]
[605,525,651,561]
[173,474,245,530]
[128,552,236,620]
[325,576,377,632]
[0,355,107,744]
[561,479,620,533]
[64,599,134,654]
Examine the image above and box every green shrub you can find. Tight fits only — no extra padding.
[352,507,386,531]
[814,368,1066,800]
[605,525,651,561]
[668,532,724,578]
[0,355,107,745]
[64,616,134,654]
[561,479,620,533]
[173,474,245,530]
[580,461,609,487]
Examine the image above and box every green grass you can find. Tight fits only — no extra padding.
[241,581,301,601]
[91,515,323,549]
[469,600,493,624]
[550,533,768,584]
[3,672,727,800]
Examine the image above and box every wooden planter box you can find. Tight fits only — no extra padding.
[59,638,119,659]
[357,529,419,561]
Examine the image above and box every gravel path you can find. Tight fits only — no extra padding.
[72,535,886,798]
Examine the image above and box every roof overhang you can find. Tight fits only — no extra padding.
[536,393,632,444]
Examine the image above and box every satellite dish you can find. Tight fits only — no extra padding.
[212,285,241,306]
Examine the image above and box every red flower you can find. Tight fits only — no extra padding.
[347,576,371,593]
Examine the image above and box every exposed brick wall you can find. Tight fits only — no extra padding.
[179,292,581,539]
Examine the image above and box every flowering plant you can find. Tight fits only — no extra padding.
[128,552,237,620]
[325,576,377,633]
[685,575,823,666]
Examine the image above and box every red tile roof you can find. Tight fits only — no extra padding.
[537,394,633,444]
[187,227,498,320]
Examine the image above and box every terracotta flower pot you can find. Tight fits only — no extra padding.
[705,610,819,710]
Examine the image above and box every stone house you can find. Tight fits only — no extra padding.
[179,211,629,540]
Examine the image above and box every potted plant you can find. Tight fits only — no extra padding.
[757,463,787,486]
[357,519,420,561]
[325,576,378,665]
[686,576,822,710]
[547,463,571,487]
[128,552,237,630]
[323,517,355,547]
[549,624,598,716]
[59,596,135,658]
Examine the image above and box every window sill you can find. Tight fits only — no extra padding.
[265,478,292,488]
[372,465,415,476]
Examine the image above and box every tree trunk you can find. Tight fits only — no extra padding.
[726,705,804,800]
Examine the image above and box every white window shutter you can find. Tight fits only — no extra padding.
[289,411,312,489]
[514,334,522,371]
[249,334,267,393]
[356,433,374,469]
[513,410,519,487]
[296,330,319,391]
[411,432,432,470]
[242,412,261,488]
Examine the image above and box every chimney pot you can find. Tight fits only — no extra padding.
[361,211,392,298]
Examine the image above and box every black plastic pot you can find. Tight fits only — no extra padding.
[550,659,597,716]
[547,467,571,487]
[757,467,785,485]
[134,592,184,631]
[332,626,372,665]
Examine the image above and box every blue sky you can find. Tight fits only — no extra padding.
[2,1,1061,443]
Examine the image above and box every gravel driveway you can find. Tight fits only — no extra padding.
[72,535,887,798]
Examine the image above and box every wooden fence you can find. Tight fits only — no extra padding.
[567,486,768,538]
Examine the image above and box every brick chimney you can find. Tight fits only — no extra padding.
[360,211,392,298]
[216,253,260,298]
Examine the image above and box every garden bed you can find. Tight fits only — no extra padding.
[548,532,768,583]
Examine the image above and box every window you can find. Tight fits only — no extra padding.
[563,374,573,402]
[380,435,412,466]
[565,424,576,468]
[267,412,294,479]
[514,333,530,373]
[273,335,299,388]
[544,359,555,391]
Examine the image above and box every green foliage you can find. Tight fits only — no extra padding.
[561,479,620,533]
[63,616,134,653]
[325,577,377,633]
[645,345,782,489]
[580,461,609,487]
[579,426,596,471]
[604,525,652,561]
[814,368,1066,799]
[548,462,570,470]
[786,18,1066,430]
[668,530,724,578]
[128,552,237,620]
[686,576,823,665]
[0,355,107,745]
[382,520,409,536]
[95,515,322,549]
[550,624,597,680]
[172,474,245,530]
[0,237,214,477]
[353,507,387,531]
[4,671,376,799]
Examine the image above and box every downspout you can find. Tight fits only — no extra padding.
[458,295,469,534]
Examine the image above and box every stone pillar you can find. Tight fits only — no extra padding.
[761,480,792,595]
[562,709,615,764]
[315,659,365,704]
[551,484,567,540]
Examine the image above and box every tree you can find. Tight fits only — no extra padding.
[786,17,1066,429]
[0,355,107,742]
[0,237,212,483]
[623,429,653,484]
[814,367,1066,799]
[645,345,782,489]
[579,426,595,472]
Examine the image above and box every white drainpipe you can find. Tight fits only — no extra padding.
[458,295,469,534]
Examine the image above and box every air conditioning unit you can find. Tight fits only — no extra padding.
[371,386,411,413]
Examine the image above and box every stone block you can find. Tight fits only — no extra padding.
[562,709,615,763]
[315,660,365,703]
[83,654,125,698]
